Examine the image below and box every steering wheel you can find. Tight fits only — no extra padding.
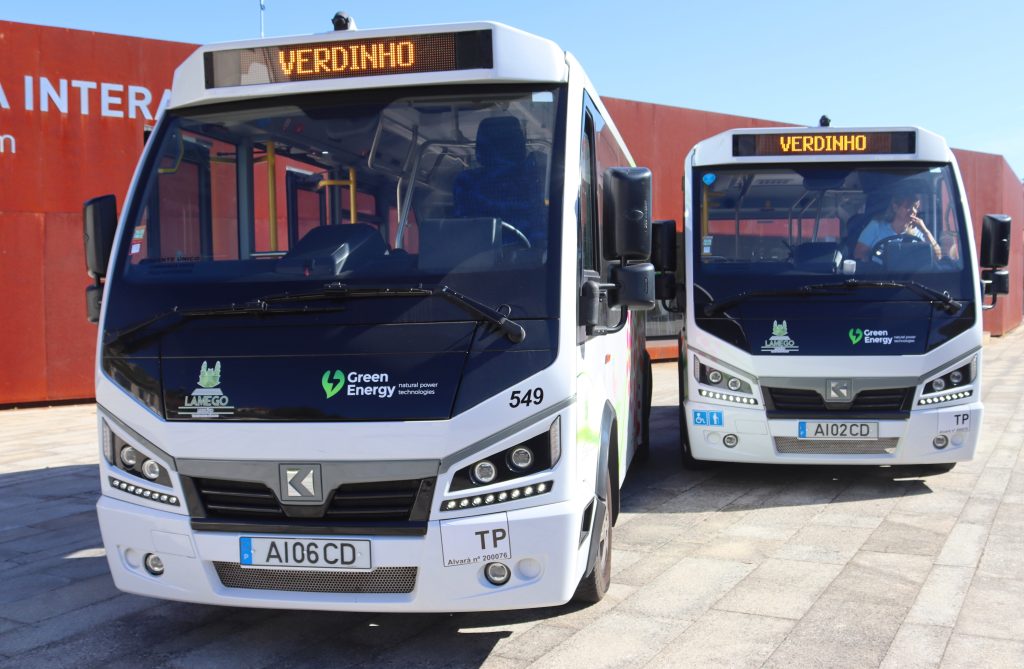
[870,233,930,265]
[501,221,532,249]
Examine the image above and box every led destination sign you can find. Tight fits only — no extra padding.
[733,131,916,157]
[205,30,493,88]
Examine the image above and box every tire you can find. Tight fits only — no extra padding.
[573,473,612,603]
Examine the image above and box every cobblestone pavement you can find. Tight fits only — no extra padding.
[1,329,1022,668]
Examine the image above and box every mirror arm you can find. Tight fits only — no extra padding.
[588,306,629,337]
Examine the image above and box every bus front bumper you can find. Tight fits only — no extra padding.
[97,495,586,612]
[684,400,982,465]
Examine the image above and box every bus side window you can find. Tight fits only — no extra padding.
[580,114,597,274]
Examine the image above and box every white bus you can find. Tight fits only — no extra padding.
[666,126,1010,469]
[82,19,659,611]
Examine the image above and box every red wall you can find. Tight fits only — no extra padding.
[0,21,1021,405]
[0,21,195,404]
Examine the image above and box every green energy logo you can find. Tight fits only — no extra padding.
[322,370,346,398]
[849,328,864,345]
[197,361,222,388]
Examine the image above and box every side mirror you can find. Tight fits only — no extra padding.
[84,194,118,278]
[982,269,1010,296]
[980,214,1011,268]
[602,167,652,261]
[650,220,676,272]
[651,219,678,301]
[86,285,103,323]
[610,263,655,310]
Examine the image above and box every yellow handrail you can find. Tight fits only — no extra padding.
[317,167,358,224]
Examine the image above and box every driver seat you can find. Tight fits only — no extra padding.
[451,116,546,246]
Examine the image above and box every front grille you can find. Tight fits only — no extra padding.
[774,437,899,455]
[765,387,914,413]
[213,562,417,593]
[194,479,283,519]
[327,480,422,522]
[189,476,433,526]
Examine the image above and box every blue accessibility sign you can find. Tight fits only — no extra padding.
[693,410,724,427]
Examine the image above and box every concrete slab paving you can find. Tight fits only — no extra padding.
[0,326,1023,667]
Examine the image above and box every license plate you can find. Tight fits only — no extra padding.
[798,421,878,440]
[239,537,371,570]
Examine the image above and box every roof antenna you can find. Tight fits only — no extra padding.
[819,115,831,127]
[333,12,357,31]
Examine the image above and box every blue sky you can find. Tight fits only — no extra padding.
[5,0,1022,177]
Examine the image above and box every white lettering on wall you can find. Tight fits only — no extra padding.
[100,82,124,118]
[70,80,97,114]
[23,75,34,111]
[10,76,169,120]
[0,83,9,110]
[40,77,68,113]
[127,85,152,120]
[0,134,15,154]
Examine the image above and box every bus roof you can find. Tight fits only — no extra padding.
[167,21,568,110]
[691,126,955,166]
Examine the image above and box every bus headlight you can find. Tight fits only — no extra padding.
[450,417,561,492]
[921,356,976,399]
[697,360,754,396]
[472,460,497,485]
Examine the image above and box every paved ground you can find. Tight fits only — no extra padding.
[0,330,1023,668]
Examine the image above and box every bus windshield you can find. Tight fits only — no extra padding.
[109,85,564,328]
[692,164,973,304]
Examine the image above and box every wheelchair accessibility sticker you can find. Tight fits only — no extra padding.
[692,410,724,427]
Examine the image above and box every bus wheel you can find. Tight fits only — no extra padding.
[573,473,612,603]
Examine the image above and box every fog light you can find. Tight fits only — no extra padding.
[472,460,497,485]
[931,378,946,392]
[143,553,164,576]
[949,370,963,384]
[484,562,511,586]
[141,459,161,481]
[933,435,949,449]
[708,370,723,384]
[509,447,534,470]
[120,446,138,467]
[727,378,742,391]
[723,434,739,448]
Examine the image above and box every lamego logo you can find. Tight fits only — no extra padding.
[322,370,396,399]
[177,361,235,418]
[761,320,799,354]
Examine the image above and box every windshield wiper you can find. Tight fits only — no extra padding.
[104,299,347,350]
[263,282,526,343]
[801,279,963,314]
[703,289,818,316]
